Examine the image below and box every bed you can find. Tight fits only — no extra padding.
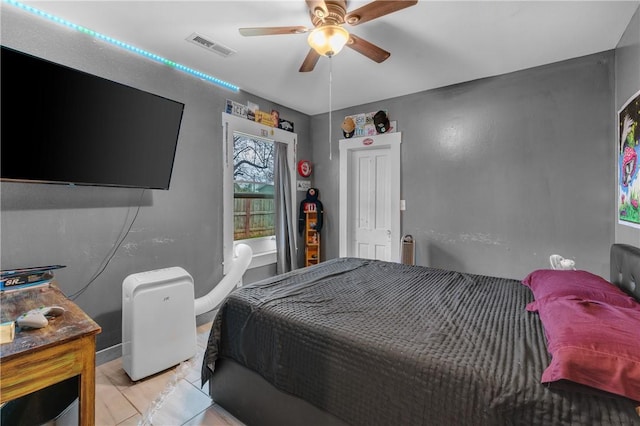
[202,244,640,425]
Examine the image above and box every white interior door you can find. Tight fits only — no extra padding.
[340,133,401,261]
[351,148,392,259]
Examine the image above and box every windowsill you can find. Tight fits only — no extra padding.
[235,237,276,270]
[247,249,277,269]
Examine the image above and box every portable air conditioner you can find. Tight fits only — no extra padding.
[122,267,197,381]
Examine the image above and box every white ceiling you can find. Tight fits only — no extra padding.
[21,1,640,115]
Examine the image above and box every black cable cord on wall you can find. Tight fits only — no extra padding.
[67,189,145,301]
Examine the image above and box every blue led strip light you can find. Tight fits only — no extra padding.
[4,0,240,92]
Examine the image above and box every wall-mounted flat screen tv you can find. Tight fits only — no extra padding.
[1,46,185,190]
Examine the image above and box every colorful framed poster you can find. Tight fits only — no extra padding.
[618,89,640,228]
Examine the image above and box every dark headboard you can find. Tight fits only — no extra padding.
[610,244,640,302]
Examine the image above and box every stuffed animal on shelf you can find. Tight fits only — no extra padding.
[298,188,324,235]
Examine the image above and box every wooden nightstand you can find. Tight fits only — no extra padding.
[0,284,101,425]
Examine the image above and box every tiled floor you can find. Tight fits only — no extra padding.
[92,322,244,426]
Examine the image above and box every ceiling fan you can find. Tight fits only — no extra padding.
[239,0,418,72]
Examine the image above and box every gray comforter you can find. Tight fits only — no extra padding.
[203,258,639,425]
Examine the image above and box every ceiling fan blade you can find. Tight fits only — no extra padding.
[306,0,329,20]
[299,49,321,72]
[346,34,390,63]
[344,0,418,26]
[239,26,309,37]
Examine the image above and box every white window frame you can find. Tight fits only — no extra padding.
[222,112,297,273]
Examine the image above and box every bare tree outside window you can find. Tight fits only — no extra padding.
[233,133,275,240]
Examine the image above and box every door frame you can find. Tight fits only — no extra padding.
[339,132,402,260]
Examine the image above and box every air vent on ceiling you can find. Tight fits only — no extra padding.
[186,32,236,58]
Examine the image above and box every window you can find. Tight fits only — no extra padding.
[233,134,275,241]
[222,113,296,272]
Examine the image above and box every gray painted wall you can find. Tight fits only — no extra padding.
[311,51,616,280]
[0,7,311,350]
[615,5,640,247]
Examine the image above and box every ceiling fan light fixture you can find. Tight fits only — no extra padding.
[308,25,349,57]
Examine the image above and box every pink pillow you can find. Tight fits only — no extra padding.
[528,297,640,402]
[522,269,638,308]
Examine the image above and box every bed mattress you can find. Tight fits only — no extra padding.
[202,257,639,425]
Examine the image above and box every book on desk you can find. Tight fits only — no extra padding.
[0,265,65,293]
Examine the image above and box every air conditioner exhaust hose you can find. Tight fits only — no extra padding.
[194,243,253,316]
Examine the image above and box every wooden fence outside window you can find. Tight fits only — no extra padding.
[234,196,275,240]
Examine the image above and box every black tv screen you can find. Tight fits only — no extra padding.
[1,46,185,190]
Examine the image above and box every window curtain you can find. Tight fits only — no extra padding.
[274,142,298,273]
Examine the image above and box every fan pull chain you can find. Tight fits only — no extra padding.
[329,57,333,161]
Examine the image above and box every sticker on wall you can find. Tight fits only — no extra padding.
[618,88,640,229]
[297,180,311,191]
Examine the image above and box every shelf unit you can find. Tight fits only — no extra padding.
[304,210,320,266]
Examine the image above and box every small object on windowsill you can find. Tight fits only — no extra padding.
[0,321,15,344]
